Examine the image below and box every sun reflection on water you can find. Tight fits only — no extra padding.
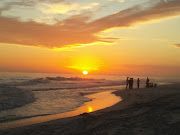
[88,106,93,112]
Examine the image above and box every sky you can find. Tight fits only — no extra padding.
[0,0,180,76]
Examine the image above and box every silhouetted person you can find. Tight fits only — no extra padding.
[126,77,129,89]
[129,78,134,89]
[131,78,134,89]
[128,78,131,89]
[137,78,140,88]
[146,77,149,88]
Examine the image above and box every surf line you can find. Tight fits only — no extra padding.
[0,90,122,130]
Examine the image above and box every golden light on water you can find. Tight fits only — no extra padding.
[83,71,88,75]
[88,107,93,112]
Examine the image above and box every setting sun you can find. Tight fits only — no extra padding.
[83,71,88,75]
[66,56,103,74]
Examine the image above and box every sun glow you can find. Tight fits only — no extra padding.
[67,56,103,73]
[83,71,88,75]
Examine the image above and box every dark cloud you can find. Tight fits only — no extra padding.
[88,0,180,31]
[0,1,36,15]
[0,0,180,48]
[174,44,180,48]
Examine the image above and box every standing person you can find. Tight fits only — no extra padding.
[146,77,149,88]
[137,78,140,88]
[129,78,133,89]
[126,77,129,89]
[128,78,132,89]
[132,78,134,89]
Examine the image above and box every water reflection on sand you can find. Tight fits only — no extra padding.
[0,90,121,130]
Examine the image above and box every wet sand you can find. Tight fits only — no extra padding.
[0,90,121,130]
[0,83,180,135]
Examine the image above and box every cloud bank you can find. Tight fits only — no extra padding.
[0,0,180,48]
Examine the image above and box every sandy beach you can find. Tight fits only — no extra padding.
[1,0,180,134]
[0,83,180,135]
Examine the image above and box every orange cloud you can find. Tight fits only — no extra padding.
[0,0,180,49]
[0,14,98,48]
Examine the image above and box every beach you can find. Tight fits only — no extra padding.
[1,0,180,134]
[1,83,180,135]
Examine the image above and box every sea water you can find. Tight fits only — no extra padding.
[0,72,179,123]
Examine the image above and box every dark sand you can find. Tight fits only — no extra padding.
[0,83,180,135]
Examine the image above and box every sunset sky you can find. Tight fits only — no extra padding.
[0,0,180,76]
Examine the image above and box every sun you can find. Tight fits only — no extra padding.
[83,71,88,75]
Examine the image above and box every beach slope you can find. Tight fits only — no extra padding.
[1,83,180,135]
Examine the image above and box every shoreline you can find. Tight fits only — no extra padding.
[1,83,180,135]
[0,90,121,130]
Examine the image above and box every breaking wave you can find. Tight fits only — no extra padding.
[0,75,125,123]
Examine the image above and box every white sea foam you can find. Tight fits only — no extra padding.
[0,73,126,123]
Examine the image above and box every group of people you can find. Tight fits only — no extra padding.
[126,77,134,89]
[126,77,157,89]
[146,77,157,88]
[126,77,148,89]
[126,77,138,89]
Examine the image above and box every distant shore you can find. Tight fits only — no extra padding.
[1,83,180,135]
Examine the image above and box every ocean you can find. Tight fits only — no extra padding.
[0,72,179,124]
